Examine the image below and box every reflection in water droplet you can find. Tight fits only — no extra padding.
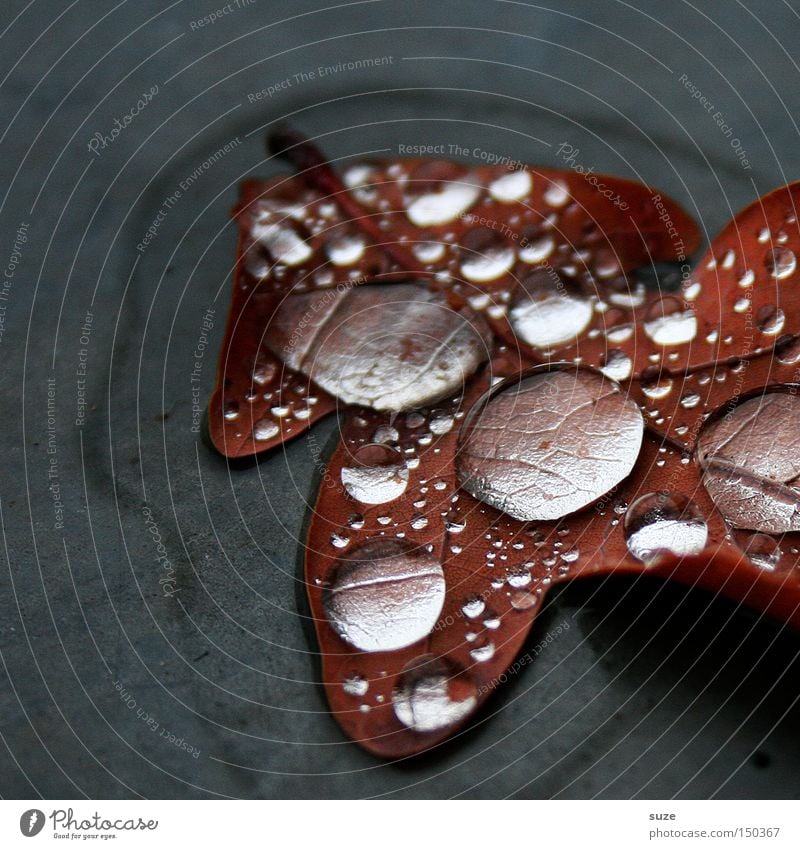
[341,444,410,505]
[510,590,539,610]
[680,392,701,409]
[756,305,785,335]
[743,533,782,570]
[458,368,644,521]
[224,402,239,421]
[643,298,697,345]
[510,271,593,348]
[766,247,796,280]
[776,336,800,364]
[393,656,477,733]
[489,169,532,202]
[696,391,800,533]
[640,368,673,400]
[324,539,445,652]
[738,269,755,288]
[624,492,708,562]
[253,419,279,441]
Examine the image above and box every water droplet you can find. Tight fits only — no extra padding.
[373,425,400,444]
[459,229,516,283]
[341,444,409,505]
[643,297,697,345]
[407,178,481,227]
[510,589,539,610]
[393,656,477,732]
[640,367,673,400]
[488,169,532,202]
[410,513,429,530]
[600,349,633,382]
[510,270,593,348]
[461,597,486,618]
[543,180,569,207]
[470,643,495,662]
[327,234,365,266]
[412,241,446,263]
[742,533,782,570]
[252,222,312,266]
[324,539,446,652]
[680,392,701,409]
[776,335,800,364]
[756,305,785,335]
[766,247,796,280]
[738,269,755,288]
[696,391,800,533]
[253,419,279,441]
[519,234,555,264]
[458,367,644,521]
[223,402,239,421]
[624,492,708,562]
[342,676,369,697]
[430,413,454,435]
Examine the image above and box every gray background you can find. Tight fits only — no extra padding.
[1,0,799,799]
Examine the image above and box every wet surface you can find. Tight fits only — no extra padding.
[3,0,800,799]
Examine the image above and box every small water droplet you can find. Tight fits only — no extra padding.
[343,676,369,697]
[253,419,279,441]
[766,247,796,280]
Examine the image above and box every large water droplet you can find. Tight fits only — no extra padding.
[393,656,477,732]
[624,492,708,562]
[509,270,594,348]
[266,283,489,411]
[341,444,410,504]
[324,539,446,652]
[458,367,644,521]
[696,391,800,533]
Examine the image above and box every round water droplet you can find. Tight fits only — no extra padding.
[253,419,279,441]
[324,539,446,652]
[543,179,569,207]
[223,401,239,421]
[461,597,486,618]
[510,589,539,610]
[341,443,409,505]
[410,513,428,530]
[519,234,555,264]
[406,166,481,227]
[624,492,708,562]
[600,349,633,382]
[327,233,365,266]
[756,305,785,336]
[696,391,800,533]
[776,335,800,364]
[430,413,454,435]
[643,297,697,346]
[393,656,477,733]
[459,228,516,283]
[267,283,489,411]
[640,367,673,400]
[742,533,782,570]
[509,270,593,348]
[766,247,796,280]
[470,643,495,662]
[412,241,446,263]
[458,367,644,521]
[488,169,532,202]
[373,425,399,444]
